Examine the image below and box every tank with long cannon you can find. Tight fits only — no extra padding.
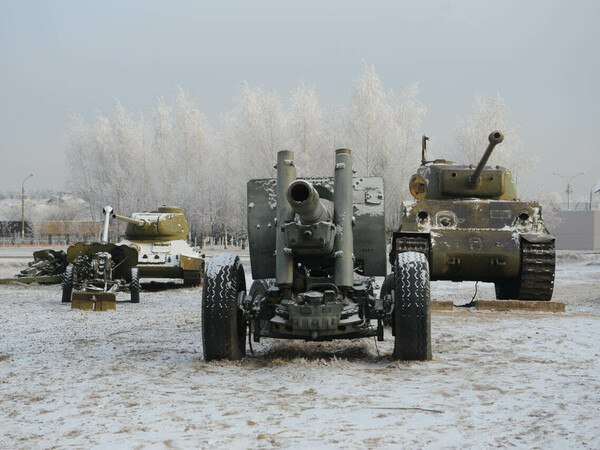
[111,206,205,286]
[387,129,556,303]
[200,148,433,362]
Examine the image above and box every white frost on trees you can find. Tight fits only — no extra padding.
[455,92,538,191]
[65,67,430,236]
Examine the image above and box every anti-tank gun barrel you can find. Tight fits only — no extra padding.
[468,130,504,187]
[286,180,331,225]
[101,206,113,244]
[112,213,151,229]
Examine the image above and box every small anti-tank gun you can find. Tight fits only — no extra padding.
[201,149,432,362]
[62,206,140,305]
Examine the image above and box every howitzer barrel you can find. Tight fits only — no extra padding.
[112,213,150,229]
[468,130,504,187]
[286,180,331,225]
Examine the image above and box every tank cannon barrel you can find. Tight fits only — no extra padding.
[468,130,504,187]
[286,179,331,225]
[112,213,151,229]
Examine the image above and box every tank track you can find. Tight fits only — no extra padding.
[391,234,430,265]
[517,240,555,301]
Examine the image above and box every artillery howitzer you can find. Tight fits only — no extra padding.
[62,206,140,305]
[0,249,67,285]
[385,131,555,301]
[202,149,432,361]
[113,206,204,287]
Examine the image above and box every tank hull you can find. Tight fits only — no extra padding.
[392,199,555,299]
[120,239,204,284]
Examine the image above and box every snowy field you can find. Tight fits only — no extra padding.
[1,247,599,448]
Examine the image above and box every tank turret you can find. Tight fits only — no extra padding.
[113,206,189,241]
[411,130,517,201]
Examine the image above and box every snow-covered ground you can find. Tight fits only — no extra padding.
[1,247,599,448]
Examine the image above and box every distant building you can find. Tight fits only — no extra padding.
[551,211,600,250]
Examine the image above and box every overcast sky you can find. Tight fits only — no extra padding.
[1,0,599,202]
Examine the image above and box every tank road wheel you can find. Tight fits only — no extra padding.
[393,252,432,361]
[202,254,247,361]
[61,265,74,303]
[130,268,140,303]
[183,269,202,287]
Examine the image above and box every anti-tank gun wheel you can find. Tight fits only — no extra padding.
[393,252,432,361]
[61,265,74,303]
[202,254,247,361]
[130,268,140,303]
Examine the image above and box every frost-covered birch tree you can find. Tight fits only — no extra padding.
[346,63,392,177]
[288,82,330,176]
[381,83,426,230]
[346,64,426,229]
[455,93,537,190]
[66,67,427,236]
[230,81,289,180]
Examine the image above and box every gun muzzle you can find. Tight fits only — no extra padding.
[286,180,331,225]
[468,130,504,187]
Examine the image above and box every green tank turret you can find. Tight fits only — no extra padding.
[113,206,204,287]
[386,130,555,302]
[113,206,189,241]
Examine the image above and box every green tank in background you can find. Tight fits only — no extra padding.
[386,131,555,301]
[113,206,204,287]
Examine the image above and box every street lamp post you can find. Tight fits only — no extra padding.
[553,171,584,211]
[21,172,34,239]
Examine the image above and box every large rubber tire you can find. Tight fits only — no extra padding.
[183,269,202,287]
[494,278,519,300]
[202,254,247,361]
[61,265,74,303]
[130,268,140,303]
[393,252,432,361]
